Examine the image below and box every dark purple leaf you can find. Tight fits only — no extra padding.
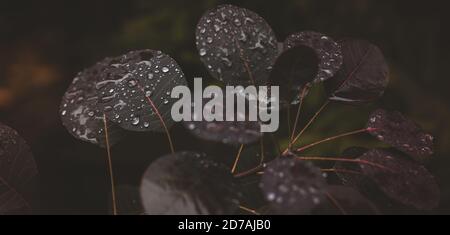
[0,123,38,215]
[60,58,124,147]
[260,157,326,214]
[284,31,343,83]
[269,45,319,105]
[367,109,434,162]
[95,50,187,132]
[324,39,389,104]
[334,147,367,187]
[313,185,379,215]
[196,4,279,85]
[358,149,440,210]
[140,152,240,215]
[184,94,262,145]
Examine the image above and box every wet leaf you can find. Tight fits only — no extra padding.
[313,185,379,215]
[367,109,434,162]
[140,152,240,215]
[60,58,124,147]
[196,4,279,85]
[0,123,38,215]
[260,157,326,214]
[334,147,367,187]
[269,45,319,105]
[284,31,343,83]
[324,39,389,104]
[95,50,187,132]
[184,93,263,146]
[358,149,440,210]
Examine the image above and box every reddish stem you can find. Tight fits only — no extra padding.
[295,128,374,153]
[138,85,175,153]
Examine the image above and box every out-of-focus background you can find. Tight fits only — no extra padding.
[1,0,449,214]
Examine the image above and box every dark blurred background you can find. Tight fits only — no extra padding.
[1,0,449,214]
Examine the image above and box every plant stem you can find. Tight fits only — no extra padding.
[295,128,371,153]
[287,105,292,136]
[321,168,362,175]
[234,164,266,178]
[239,205,260,215]
[231,144,245,174]
[289,86,308,148]
[284,100,330,153]
[296,156,391,171]
[235,40,256,85]
[260,138,265,165]
[103,114,117,215]
[326,192,347,215]
[138,85,175,154]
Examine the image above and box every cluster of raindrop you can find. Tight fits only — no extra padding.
[367,109,434,161]
[260,158,327,214]
[60,50,187,146]
[95,50,186,132]
[284,31,343,83]
[60,59,117,145]
[196,4,279,85]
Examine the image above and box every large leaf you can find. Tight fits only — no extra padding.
[313,186,379,215]
[324,39,389,104]
[140,152,240,215]
[95,50,187,132]
[284,31,342,83]
[0,123,38,215]
[367,109,434,162]
[358,149,440,210]
[269,45,319,105]
[196,4,279,85]
[60,58,124,147]
[260,157,326,214]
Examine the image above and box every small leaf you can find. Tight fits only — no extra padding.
[140,152,240,215]
[260,157,326,214]
[0,123,38,215]
[196,4,279,85]
[313,186,379,215]
[284,31,343,83]
[95,50,187,132]
[269,45,319,105]
[60,58,124,147]
[367,109,434,162]
[358,149,440,210]
[324,39,389,104]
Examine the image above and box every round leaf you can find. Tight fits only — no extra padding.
[324,39,389,104]
[95,50,187,132]
[140,152,240,215]
[0,123,38,215]
[196,4,279,85]
[284,31,343,83]
[367,109,434,162]
[269,45,319,105]
[358,149,440,210]
[60,59,124,147]
[260,157,327,214]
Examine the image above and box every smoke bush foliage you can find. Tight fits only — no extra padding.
[0,4,440,215]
